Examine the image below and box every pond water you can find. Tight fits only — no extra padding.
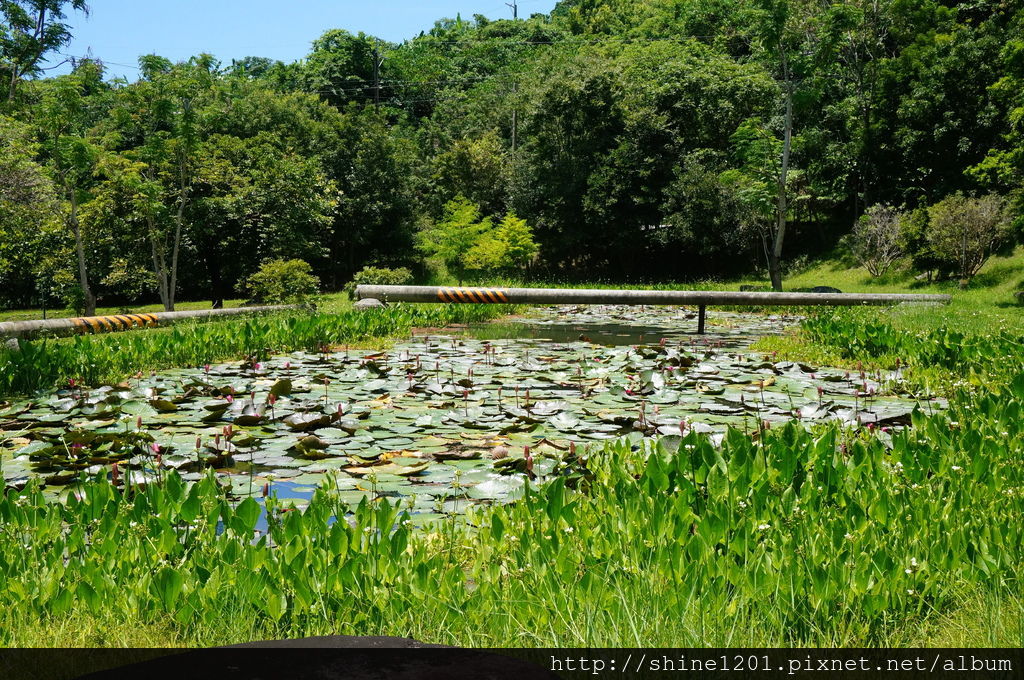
[0,305,943,523]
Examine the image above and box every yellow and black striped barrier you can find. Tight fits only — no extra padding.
[435,287,510,304]
[70,313,160,333]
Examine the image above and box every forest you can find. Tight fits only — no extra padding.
[1,0,1022,314]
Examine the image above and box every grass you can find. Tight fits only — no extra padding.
[751,246,1024,336]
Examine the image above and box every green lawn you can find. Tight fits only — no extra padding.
[747,246,1024,336]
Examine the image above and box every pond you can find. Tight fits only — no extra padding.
[0,305,943,524]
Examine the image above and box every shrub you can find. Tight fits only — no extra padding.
[419,198,540,282]
[899,207,948,281]
[417,196,492,284]
[238,259,320,305]
[465,211,539,272]
[926,193,1013,281]
[850,204,904,277]
[344,266,413,296]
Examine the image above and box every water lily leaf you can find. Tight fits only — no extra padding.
[433,448,482,461]
[149,399,179,413]
[283,412,333,432]
[363,379,389,393]
[269,379,293,398]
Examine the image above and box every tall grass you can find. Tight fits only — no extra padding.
[0,304,516,397]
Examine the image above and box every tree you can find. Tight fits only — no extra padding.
[464,210,539,272]
[742,0,814,291]
[103,55,213,311]
[0,114,60,306]
[720,118,787,279]
[301,30,387,108]
[850,203,904,277]
[507,39,774,277]
[926,193,1012,282]
[430,130,506,216]
[34,62,105,315]
[0,0,88,104]
[417,196,492,283]
[493,211,538,268]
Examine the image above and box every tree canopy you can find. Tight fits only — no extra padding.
[0,0,1021,309]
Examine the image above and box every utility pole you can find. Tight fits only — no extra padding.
[510,86,517,153]
[372,40,383,108]
[507,1,518,152]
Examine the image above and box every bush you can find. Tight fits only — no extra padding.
[849,204,904,277]
[926,193,1012,281]
[238,259,320,305]
[344,266,414,297]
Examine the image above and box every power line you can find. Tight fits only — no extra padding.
[398,35,725,46]
[56,51,142,71]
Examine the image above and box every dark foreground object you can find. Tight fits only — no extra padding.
[63,639,560,680]
[2,646,1021,680]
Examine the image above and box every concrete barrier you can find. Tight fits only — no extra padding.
[354,285,951,333]
[0,304,301,340]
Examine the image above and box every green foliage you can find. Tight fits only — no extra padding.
[417,196,492,283]
[0,0,89,103]
[925,193,1014,281]
[464,211,539,272]
[420,198,539,280]
[0,385,1020,645]
[343,265,413,296]
[848,204,905,277]
[0,114,61,304]
[803,309,1024,388]
[1,0,1024,300]
[100,257,157,305]
[239,259,320,305]
[430,130,506,216]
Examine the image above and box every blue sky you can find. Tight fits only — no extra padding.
[49,0,560,80]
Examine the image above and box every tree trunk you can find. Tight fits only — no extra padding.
[166,205,183,312]
[206,249,225,309]
[168,153,190,312]
[69,191,96,316]
[7,67,17,105]
[771,54,794,293]
[147,212,172,311]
